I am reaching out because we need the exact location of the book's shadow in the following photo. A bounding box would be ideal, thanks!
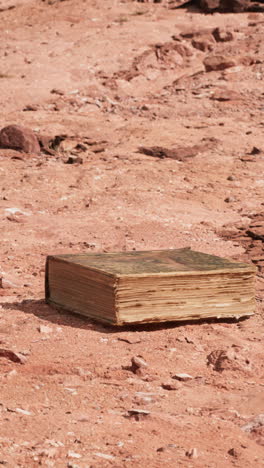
[2,299,249,334]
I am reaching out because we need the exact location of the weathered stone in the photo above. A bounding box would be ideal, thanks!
[0,125,40,154]
[131,355,148,370]
[210,88,240,101]
[198,0,250,12]
[241,414,264,433]
[186,448,198,459]
[212,28,234,43]
[204,55,236,72]
[173,373,193,381]
[162,381,182,390]
[0,348,27,364]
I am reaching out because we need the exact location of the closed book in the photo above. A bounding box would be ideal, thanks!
[45,248,256,325]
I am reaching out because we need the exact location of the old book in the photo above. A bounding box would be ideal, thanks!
[45,248,256,325]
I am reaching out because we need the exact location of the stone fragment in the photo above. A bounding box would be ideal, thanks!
[50,88,64,95]
[67,451,82,459]
[210,89,240,101]
[15,408,32,415]
[127,409,150,421]
[228,448,240,457]
[198,0,250,12]
[212,28,234,42]
[192,38,214,52]
[118,336,141,344]
[162,381,182,390]
[95,453,115,461]
[207,348,251,372]
[23,104,38,111]
[186,448,198,458]
[0,276,20,289]
[204,55,236,72]
[173,373,193,381]
[38,325,53,334]
[131,355,148,375]
[250,146,262,155]
[157,444,177,452]
[241,414,264,433]
[65,156,83,165]
[4,207,30,217]
[0,125,40,154]
[225,196,236,203]
[0,348,27,364]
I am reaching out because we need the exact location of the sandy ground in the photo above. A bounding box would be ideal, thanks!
[0,0,263,466]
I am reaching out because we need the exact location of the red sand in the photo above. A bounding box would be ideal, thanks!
[0,1,263,466]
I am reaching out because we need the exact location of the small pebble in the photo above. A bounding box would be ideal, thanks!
[186,448,198,458]
[224,196,236,203]
[162,381,182,391]
[173,373,193,382]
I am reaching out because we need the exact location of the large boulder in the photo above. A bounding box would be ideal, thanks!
[0,125,40,154]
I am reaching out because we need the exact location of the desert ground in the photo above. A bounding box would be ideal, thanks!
[0,0,263,466]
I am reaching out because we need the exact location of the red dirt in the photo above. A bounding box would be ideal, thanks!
[0,1,263,466]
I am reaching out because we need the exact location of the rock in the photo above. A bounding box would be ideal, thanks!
[192,38,214,52]
[227,175,236,181]
[210,89,240,101]
[0,276,20,289]
[0,348,27,364]
[117,336,141,344]
[65,156,83,165]
[15,408,32,415]
[198,0,250,12]
[23,104,38,111]
[162,381,182,390]
[212,28,234,42]
[127,409,150,421]
[138,145,197,160]
[131,355,148,374]
[198,0,221,10]
[4,208,31,224]
[228,448,240,457]
[204,55,236,72]
[50,88,64,95]
[241,414,264,433]
[36,447,57,459]
[95,453,115,461]
[38,325,53,334]
[186,448,198,458]
[250,146,262,155]
[0,125,40,154]
[225,196,236,203]
[67,451,82,459]
[173,373,193,381]
[207,348,251,372]
[157,444,177,452]
[138,138,218,161]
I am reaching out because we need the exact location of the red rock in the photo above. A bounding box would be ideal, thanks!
[0,348,27,364]
[162,381,182,390]
[212,28,234,42]
[131,355,148,371]
[198,0,250,12]
[173,373,193,381]
[0,125,40,154]
[210,88,241,101]
[192,38,214,52]
[203,55,236,72]
[207,348,251,372]
[199,0,221,10]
